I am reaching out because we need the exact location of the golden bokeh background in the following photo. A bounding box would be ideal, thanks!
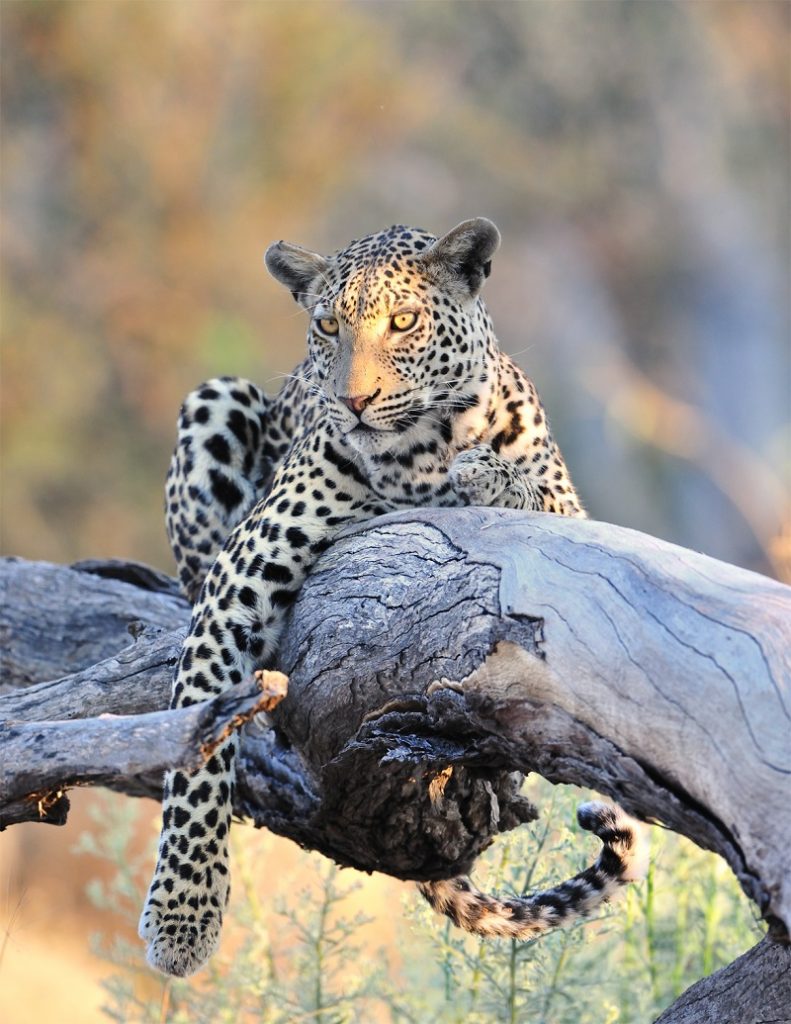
[1,2,788,1021]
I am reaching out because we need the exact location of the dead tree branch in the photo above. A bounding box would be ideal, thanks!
[1,509,789,1022]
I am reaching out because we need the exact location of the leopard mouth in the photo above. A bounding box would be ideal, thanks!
[348,420,392,436]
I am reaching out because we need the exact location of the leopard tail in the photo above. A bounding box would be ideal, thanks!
[418,802,647,940]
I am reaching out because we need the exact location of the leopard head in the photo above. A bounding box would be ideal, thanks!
[265,218,500,447]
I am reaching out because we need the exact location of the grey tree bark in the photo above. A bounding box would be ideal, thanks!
[2,509,789,1022]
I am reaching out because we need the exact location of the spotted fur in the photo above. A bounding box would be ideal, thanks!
[140,218,640,977]
[420,802,647,939]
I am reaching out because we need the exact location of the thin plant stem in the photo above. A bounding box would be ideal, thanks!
[538,931,571,1024]
[643,837,661,1009]
[313,874,333,1024]
[702,860,723,977]
[671,872,690,998]
[508,937,518,1024]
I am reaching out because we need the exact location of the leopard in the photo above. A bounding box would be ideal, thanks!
[139,218,646,977]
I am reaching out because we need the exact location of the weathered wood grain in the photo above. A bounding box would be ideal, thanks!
[2,508,789,1021]
[0,557,189,691]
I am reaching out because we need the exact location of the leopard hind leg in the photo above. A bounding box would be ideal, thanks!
[166,376,279,602]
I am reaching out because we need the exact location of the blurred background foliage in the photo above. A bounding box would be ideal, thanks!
[2,0,788,576]
[0,1,788,1021]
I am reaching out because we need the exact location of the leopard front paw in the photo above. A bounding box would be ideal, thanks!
[139,851,230,976]
[143,906,223,977]
[448,445,507,507]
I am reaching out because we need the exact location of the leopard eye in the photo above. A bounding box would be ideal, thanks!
[391,311,418,333]
[316,316,339,337]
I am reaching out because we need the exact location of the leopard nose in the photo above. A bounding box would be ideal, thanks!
[338,390,380,416]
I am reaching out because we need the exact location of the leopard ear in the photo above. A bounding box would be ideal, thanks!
[422,217,501,300]
[265,240,330,309]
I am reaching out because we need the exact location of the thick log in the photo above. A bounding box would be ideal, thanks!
[1,508,789,1021]
[0,557,188,691]
[653,934,791,1024]
[275,508,791,929]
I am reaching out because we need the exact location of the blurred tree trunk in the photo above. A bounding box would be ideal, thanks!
[2,509,789,1022]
